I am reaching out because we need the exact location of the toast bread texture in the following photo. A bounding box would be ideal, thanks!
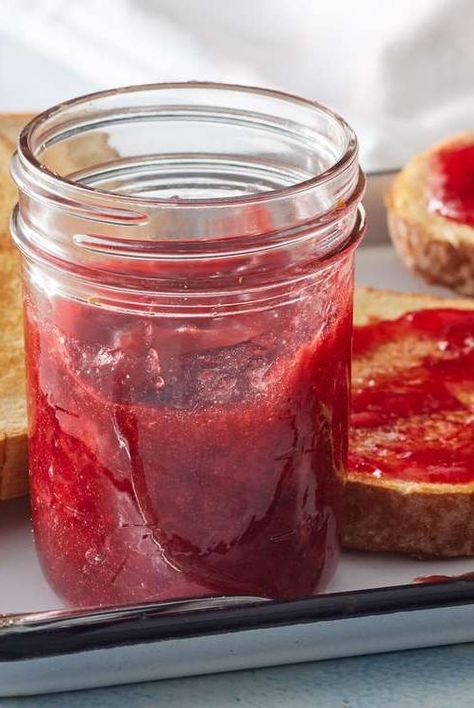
[345,287,474,557]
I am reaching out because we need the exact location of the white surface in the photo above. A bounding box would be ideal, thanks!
[355,245,453,296]
[1,0,474,170]
[0,498,59,614]
[3,494,474,615]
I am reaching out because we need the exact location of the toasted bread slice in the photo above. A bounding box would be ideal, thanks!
[387,133,474,297]
[0,115,33,500]
[0,113,119,500]
[345,287,474,558]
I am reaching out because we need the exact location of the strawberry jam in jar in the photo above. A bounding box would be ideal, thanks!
[11,84,365,607]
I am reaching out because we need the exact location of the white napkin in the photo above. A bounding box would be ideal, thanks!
[2,0,473,171]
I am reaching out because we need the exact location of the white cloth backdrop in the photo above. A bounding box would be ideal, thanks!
[1,0,473,170]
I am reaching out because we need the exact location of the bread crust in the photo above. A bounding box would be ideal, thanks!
[0,115,33,500]
[387,133,474,297]
[344,475,474,558]
[0,432,28,500]
[387,199,474,296]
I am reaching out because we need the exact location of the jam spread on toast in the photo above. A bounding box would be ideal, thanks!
[349,308,474,484]
[428,143,474,225]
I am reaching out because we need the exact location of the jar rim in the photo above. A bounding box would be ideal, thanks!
[16,81,358,209]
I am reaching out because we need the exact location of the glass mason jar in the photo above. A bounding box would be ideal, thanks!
[11,83,365,607]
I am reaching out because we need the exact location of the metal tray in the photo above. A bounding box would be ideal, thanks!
[2,172,474,697]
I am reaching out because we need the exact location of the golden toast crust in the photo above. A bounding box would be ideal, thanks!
[0,115,33,500]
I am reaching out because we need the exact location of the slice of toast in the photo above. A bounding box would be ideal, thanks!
[387,133,474,296]
[0,114,119,500]
[345,287,474,558]
[0,115,33,500]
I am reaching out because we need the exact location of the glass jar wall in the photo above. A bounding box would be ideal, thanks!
[11,83,365,607]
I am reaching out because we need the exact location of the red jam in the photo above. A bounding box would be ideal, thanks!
[26,287,351,607]
[349,309,474,484]
[428,143,474,225]
[415,572,474,584]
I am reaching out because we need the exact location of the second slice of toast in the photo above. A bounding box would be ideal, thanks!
[345,288,474,558]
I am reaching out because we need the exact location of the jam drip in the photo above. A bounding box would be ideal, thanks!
[349,308,474,484]
[428,143,474,226]
[415,572,474,584]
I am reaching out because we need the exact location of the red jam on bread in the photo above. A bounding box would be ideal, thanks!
[428,144,474,226]
[415,571,474,584]
[349,309,474,484]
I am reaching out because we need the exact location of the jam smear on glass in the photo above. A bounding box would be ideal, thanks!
[428,143,474,225]
[349,308,474,485]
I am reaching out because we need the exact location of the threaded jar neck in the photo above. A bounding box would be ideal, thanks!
[11,82,365,303]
